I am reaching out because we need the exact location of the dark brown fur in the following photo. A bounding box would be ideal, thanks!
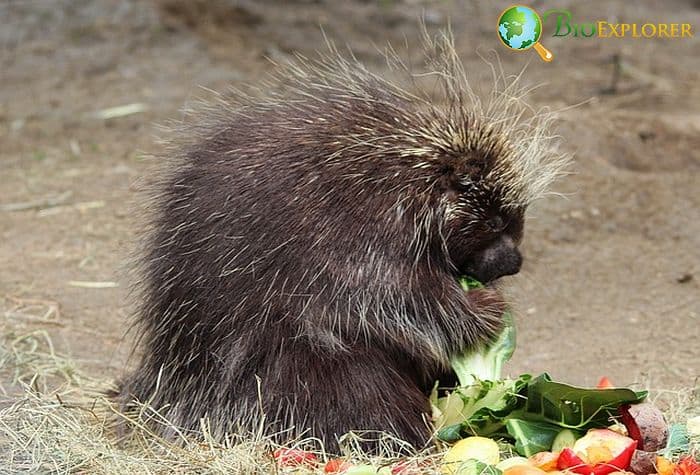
[118,35,565,453]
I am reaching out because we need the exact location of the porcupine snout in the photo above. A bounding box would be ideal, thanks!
[464,235,523,284]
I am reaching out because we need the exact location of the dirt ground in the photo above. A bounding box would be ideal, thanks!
[1,0,698,400]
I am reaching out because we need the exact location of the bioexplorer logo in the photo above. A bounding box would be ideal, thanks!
[498,6,553,61]
[497,5,695,62]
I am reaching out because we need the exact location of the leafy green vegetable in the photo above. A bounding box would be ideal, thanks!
[436,373,647,454]
[451,277,516,387]
[521,373,647,429]
[505,419,561,457]
[436,376,530,441]
[459,276,485,290]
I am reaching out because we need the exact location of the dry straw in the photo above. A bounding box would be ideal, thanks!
[0,332,444,473]
[1,329,698,474]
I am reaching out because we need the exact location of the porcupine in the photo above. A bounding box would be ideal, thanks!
[118,32,567,453]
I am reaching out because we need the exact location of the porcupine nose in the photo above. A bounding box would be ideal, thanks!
[466,236,522,283]
[499,247,522,277]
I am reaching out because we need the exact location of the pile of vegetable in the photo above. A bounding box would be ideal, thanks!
[433,278,698,475]
[273,278,699,474]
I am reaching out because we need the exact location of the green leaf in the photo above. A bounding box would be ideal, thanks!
[451,276,516,387]
[436,376,531,441]
[458,378,525,416]
[505,419,562,457]
[521,373,647,429]
[458,277,485,290]
[437,391,467,427]
[438,423,465,443]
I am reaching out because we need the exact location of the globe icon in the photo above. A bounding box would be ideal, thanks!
[498,5,542,50]
[497,5,553,61]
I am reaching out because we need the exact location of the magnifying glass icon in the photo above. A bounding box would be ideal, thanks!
[498,5,553,62]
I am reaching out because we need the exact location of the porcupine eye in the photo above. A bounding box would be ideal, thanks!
[486,215,506,233]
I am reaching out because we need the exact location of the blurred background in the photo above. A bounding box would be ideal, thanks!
[1,0,698,393]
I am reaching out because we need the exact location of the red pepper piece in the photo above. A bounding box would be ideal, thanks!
[619,404,643,447]
[324,458,353,473]
[558,445,635,475]
[596,377,614,389]
[673,456,700,475]
[273,447,318,467]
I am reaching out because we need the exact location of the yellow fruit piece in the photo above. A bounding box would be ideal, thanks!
[441,437,500,475]
[655,456,676,475]
[586,446,614,464]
